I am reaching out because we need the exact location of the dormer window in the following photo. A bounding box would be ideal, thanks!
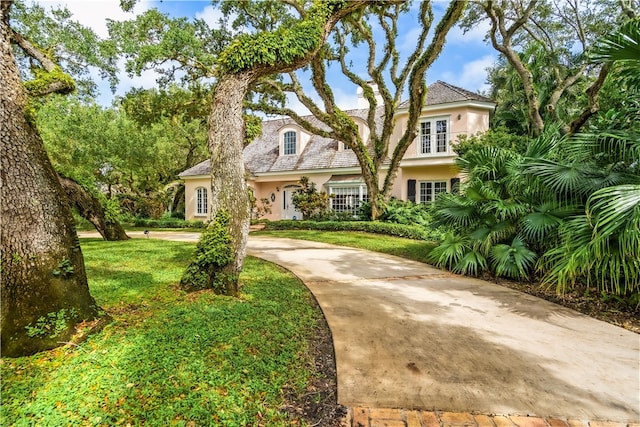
[283,131,297,155]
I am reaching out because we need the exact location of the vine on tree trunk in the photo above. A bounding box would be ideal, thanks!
[180,210,236,295]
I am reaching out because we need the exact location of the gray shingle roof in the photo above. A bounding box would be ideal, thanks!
[179,82,493,178]
[398,80,493,109]
[181,108,381,177]
[178,160,212,177]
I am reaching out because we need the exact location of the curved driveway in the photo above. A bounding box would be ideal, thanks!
[246,236,639,422]
[80,231,639,421]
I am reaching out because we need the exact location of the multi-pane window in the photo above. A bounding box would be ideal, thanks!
[283,131,297,155]
[196,187,208,215]
[330,186,368,216]
[436,120,447,152]
[420,121,431,154]
[418,181,447,203]
[419,117,449,155]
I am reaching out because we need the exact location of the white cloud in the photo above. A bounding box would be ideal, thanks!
[194,4,224,27]
[333,86,361,111]
[447,20,491,46]
[31,0,152,38]
[399,27,425,53]
[440,54,496,93]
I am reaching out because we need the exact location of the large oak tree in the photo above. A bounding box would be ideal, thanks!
[180,0,373,295]
[1,1,102,357]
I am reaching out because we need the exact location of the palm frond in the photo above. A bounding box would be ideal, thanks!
[521,209,563,244]
[485,197,529,222]
[568,131,640,165]
[489,236,537,280]
[453,250,488,277]
[470,220,516,256]
[520,159,597,199]
[587,184,640,256]
[431,193,479,229]
[523,124,566,159]
[456,146,519,181]
[592,19,640,63]
[427,233,469,270]
[592,19,640,88]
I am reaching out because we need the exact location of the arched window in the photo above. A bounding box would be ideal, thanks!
[196,187,208,215]
[283,131,297,155]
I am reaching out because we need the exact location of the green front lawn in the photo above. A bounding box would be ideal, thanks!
[255,229,437,264]
[1,238,324,426]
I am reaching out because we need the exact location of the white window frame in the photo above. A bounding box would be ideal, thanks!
[195,187,208,215]
[418,116,450,156]
[328,184,368,216]
[282,130,297,155]
[418,181,447,203]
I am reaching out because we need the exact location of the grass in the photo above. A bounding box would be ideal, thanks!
[255,229,438,264]
[1,238,323,426]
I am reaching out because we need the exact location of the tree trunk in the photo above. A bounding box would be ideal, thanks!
[208,73,252,295]
[58,174,130,241]
[180,73,252,296]
[0,2,100,357]
[180,1,370,295]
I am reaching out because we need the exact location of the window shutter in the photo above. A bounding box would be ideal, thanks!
[450,178,460,194]
[407,179,416,202]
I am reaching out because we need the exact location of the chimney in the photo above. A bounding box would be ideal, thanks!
[357,81,383,109]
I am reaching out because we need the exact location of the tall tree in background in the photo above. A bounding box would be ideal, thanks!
[247,1,467,219]
[462,0,634,136]
[428,17,640,299]
[1,1,103,357]
[10,0,130,241]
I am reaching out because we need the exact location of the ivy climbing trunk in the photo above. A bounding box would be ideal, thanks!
[0,2,100,357]
[209,72,252,295]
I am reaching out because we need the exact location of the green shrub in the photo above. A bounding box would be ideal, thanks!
[180,211,234,293]
[379,199,434,228]
[263,220,443,241]
[131,218,205,229]
[291,176,330,220]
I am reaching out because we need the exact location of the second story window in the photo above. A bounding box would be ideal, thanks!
[420,121,431,154]
[436,119,447,152]
[419,117,450,155]
[283,131,297,155]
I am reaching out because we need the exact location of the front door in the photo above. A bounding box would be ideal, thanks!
[282,186,303,220]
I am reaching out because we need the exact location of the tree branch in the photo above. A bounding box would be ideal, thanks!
[384,0,467,195]
[11,28,76,96]
[568,64,609,135]
[282,0,305,18]
[11,28,56,71]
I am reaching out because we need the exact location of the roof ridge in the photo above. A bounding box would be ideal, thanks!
[432,80,475,100]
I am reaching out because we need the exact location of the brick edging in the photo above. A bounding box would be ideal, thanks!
[342,407,639,427]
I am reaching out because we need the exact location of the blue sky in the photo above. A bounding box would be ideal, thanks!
[34,0,497,110]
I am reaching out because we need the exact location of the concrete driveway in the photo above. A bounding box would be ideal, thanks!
[79,231,639,420]
[246,236,640,422]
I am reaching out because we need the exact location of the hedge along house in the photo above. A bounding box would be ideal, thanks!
[179,81,495,221]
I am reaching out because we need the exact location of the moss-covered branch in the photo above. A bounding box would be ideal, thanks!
[11,28,75,97]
